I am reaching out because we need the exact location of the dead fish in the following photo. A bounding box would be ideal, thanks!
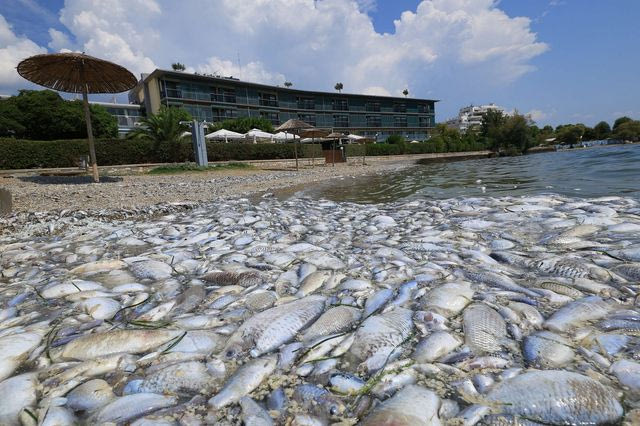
[486,370,623,425]
[208,355,277,409]
[544,296,615,332]
[350,307,413,372]
[61,329,183,360]
[223,295,326,359]
[361,384,442,426]
[463,304,508,354]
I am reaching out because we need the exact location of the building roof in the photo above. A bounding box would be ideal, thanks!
[137,69,439,103]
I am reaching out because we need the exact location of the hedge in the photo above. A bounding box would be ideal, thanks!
[0,138,324,170]
[346,140,489,157]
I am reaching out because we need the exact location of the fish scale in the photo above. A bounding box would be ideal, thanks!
[350,308,413,372]
[486,370,623,425]
[222,295,326,358]
[463,303,508,354]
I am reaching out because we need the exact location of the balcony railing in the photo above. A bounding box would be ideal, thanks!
[259,99,279,107]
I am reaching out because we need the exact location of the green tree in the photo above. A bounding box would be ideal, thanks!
[209,117,274,134]
[582,126,597,141]
[556,125,584,147]
[171,62,186,71]
[480,109,507,152]
[0,90,116,140]
[334,82,343,93]
[284,81,292,88]
[613,120,640,141]
[593,121,611,139]
[613,116,632,132]
[402,89,409,97]
[127,106,192,159]
[500,113,534,154]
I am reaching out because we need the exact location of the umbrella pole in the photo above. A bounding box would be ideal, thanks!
[363,142,366,165]
[82,89,99,183]
[332,140,335,167]
[294,139,299,171]
[312,137,315,168]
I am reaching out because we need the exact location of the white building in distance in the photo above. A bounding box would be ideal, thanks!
[445,103,506,133]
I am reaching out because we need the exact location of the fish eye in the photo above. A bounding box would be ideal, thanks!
[225,349,235,358]
[330,406,338,416]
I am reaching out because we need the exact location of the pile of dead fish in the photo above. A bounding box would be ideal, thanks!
[1,194,640,425]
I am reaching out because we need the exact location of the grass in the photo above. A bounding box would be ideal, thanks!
[147,162,255,175]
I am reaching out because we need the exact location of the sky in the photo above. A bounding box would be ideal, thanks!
[0,0,638,127]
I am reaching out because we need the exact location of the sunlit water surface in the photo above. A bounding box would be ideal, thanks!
[302,144,640,203]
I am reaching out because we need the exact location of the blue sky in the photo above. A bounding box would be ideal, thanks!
[1,0,638,127]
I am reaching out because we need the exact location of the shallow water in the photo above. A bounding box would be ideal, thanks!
[304,144,640,203]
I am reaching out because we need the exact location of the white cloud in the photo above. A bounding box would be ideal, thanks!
[48,28,72,51]
[0,0,548,108]
[0,14,47,89]
[526,109,549,122]
[196,57,285,86]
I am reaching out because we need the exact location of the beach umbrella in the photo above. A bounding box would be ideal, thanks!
[205,128,244,143]
[245,128,275,144]
[300,128,330,168]
[325,131,345,167]
[17,52,137,182]
[273,131,298,142]
[275,119,315,171]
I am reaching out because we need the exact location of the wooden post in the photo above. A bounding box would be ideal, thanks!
[332,140,335,167]
[82,89,99,183]
[294,138,299,171]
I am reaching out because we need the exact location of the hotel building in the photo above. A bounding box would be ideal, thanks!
[128,69,437,141]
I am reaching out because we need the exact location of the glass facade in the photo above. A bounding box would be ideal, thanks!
[137,70,437,141]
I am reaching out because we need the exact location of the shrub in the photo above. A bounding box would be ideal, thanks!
[0,138,323,169]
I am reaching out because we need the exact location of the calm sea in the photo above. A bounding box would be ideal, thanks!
[303,144,640,203]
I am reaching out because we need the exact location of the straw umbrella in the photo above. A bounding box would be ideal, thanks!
[274,119,315,171]
[300,128,330,167]
[17,53,137,182]
[325,131,344,167]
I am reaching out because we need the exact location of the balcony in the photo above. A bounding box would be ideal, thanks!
[259,98,279,107]
[211,94,236,103]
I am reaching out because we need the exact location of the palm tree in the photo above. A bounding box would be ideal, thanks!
[128,106,191,160]
[334,82,343,93]
[284,81,293,88]
[171,62,186,71]
[403,89,409,97]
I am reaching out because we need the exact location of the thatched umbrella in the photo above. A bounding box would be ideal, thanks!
[274,119,315,171]
[300,128,330,168]
[17,53,137,182]
[325,131,344,167]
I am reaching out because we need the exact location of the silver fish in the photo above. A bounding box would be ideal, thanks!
[463,303,508,354]
[223,295,326,358]
[361,384,442,426]
[208,355,277,409]
[486,370,623,425]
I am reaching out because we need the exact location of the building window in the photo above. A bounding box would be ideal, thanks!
[395,116,407,127]
[334,114,349,127]
[332,99,348,111]
[393,102,407,113]
[297,97,315,110]
[210,87,236,103]
[298,114,316,126]
[259,93,278,107]
[365,101,380,112]
[212,108,236,121]
[260,111,280,125]
[366,115,381,127]
[418,104,429,113]
[419,116,430,127]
